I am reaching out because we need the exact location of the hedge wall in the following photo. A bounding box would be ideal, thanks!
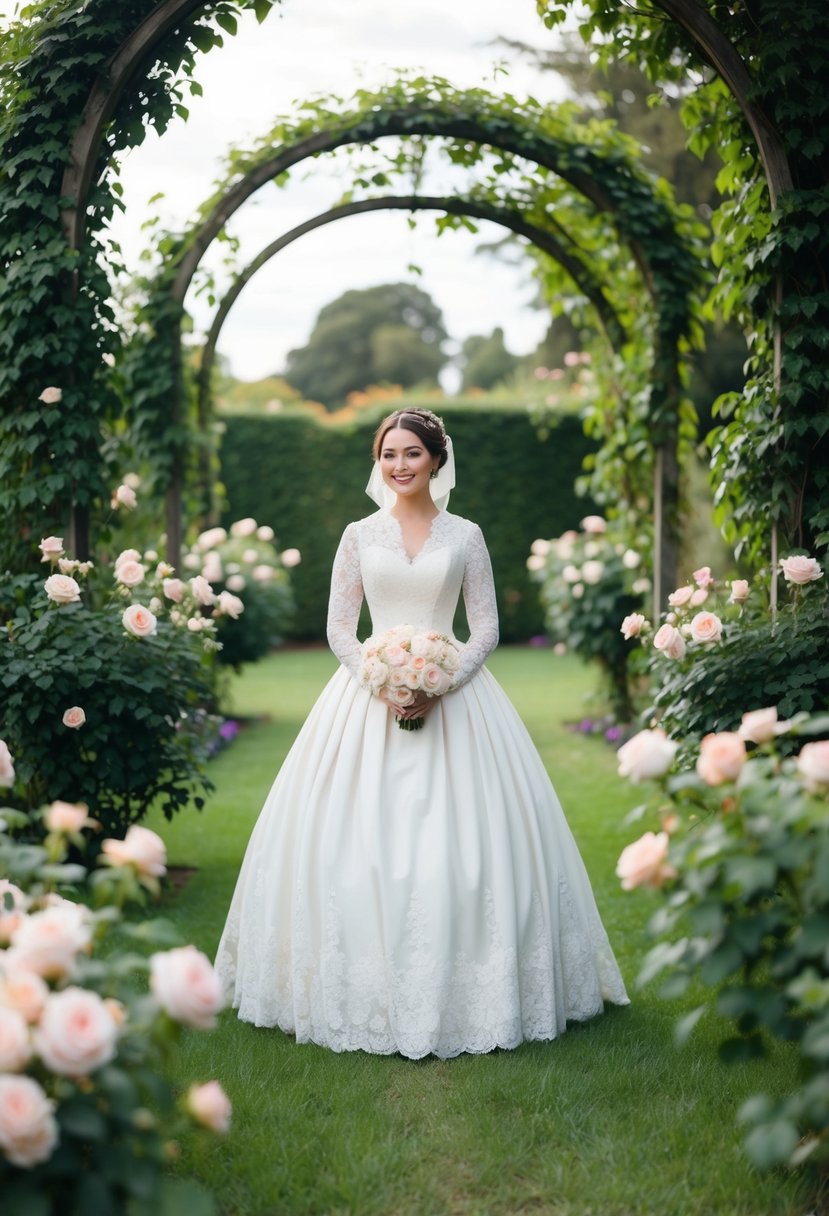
[219,404,595,643]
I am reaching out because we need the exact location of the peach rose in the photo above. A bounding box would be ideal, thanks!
[667,585,693,608]
[620,613,647,640]
[797,740,829,793]
[689,611,722,644]
[779,555,823,585]
[34,987,119,1077]
[729,579,750,603]
[0,1006,31,1071]
[162,577,185,603]
[280,547,301,568]
[38,386,62,404]
[38,536,64,564]
[114,559,145,588]
[738,706,790,745]
[230,517,258,538]
[101,825,167,878]
[653,623,686,660]
[186,1080,232,1133]
[422,665,451,695]
[61,706,86,730]
[9,902,91,979]
[0,1074,59,1167]
[111,483,137,510]
[43,573,81,604]
[122,603,157,638]
[693,566,715,588]
[0,966,48,1023]
[616,728,678,783]
[189,575,215,606]
[616,831,676,890]
[387,686,416,707]
[696,732,746,785]
[0,740,14,789]
[44,801,90,833]
[149,945,224,1029]
[215,591,244,619]
[580,515,606,533]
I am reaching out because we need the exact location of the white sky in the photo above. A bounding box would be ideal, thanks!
[5,0,576,383]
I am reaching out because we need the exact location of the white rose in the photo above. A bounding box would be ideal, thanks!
[101,825,167,878]
[43,574,81,605]
[0,1074,59,1167]
[149,946,224,1029]
[530,538,551,557]
[0,740,14,789]
[617,728,678,783]
[581,560,604,585]
[779,554,823,585]
[61,706,86,730]
[111,483,137,510]
[225,574,246,592]
[562,564,580,584]
[122,603,157,638]
[230,517,258,538]
[526,554,546,572]
[196,527,227,551]
[189,575,215,606]
[216,591,245,619]
[252,565,273,582]
[57,558,79,574]
[38,536,64,564]
[729,579,750,603]
[35,987,119,1077]
[622,549,640,569]
[580,515,606,533]
[186,1081,232,1133]
[280,548,301,568]
[115,548,141,570]
[256,525,274,542]
[38,386,62,404]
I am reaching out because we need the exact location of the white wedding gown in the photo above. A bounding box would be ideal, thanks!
[215,509,628,1057]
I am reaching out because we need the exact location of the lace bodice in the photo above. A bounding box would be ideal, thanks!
[326,509,499,690]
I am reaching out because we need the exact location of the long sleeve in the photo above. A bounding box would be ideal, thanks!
[452,523,499,690]
[326,522,364,680]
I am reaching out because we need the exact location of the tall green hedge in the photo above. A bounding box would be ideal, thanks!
[219,404,595,643]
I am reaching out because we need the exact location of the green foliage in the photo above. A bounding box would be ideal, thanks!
[284,283,448,409]
[218,403,595,643]
[618,715,829,1172]
[459,327,520,391]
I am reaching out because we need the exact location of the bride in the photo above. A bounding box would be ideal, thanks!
[214,408,628,1057]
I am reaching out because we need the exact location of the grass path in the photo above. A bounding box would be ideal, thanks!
[148,648,812,1216]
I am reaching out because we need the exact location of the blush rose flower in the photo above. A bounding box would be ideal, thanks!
[693,566,715,588]
[189,575,215,606]
[34,987,119,1077]
[149,945,224,1029]
[617,728,678,783]
[111,483,137,510]
[252,564,273,582]
[667,585,693,608]
[101,824,167,878]
[622,548,640,569]
[9,901,91,979]
[44,801,91,833]
[122,603,157,638]
[215,590,245,619]
[620,613,647,640]
[230,517,258,538]
[115,548,141,570]
[0,966,49,1023]
[280,547,301,568]
[114,559,145,588]
[186,1080,232,1133]
[653,623,686,660]
[61,706,86,730]
[689,611,722,644]
[526,554,545,573]
[530,538,551,557]
[0,1074,59,1168]
[738,706,790,745]
[797,740,829,793]
[0,1006,32,1071]
[38,536,64,564]
[225,573,246,592]
[256,524,274,542]
[197,526,228,550]
[422,664,451,695]
[38,386,62,404]
[162,576,185,603]
[581,560,604,585]
[43,573,81,605]
[779,554,823,585]
[696,732,746,785]
[729,579,750,603]
[0,740,14,789]
[616,831,676,890]
[580,515,607,534]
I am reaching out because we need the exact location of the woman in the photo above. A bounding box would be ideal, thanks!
[214,408,628,1057]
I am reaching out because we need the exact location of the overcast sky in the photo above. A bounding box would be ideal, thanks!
[4,0,575,383]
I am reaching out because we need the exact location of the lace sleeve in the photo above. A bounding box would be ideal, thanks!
[326,522,364,680]
[452,523,499,690]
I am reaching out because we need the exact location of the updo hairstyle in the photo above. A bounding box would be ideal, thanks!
[372,408,448,469]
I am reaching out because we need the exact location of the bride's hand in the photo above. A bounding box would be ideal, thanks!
[379,690,438,721]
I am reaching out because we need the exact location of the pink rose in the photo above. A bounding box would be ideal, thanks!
[122,603,157,638]
[43,573,81,605]
[189,575,215,606]
[384,645,409,668]
[9,902,91,978]
[230,517,258,538]
[690,588,709,607]
[696,732,746,785]
[111,483,137,510]
[797,740,829,793]
[616,831,676,890]
[186,1080,232,1133]
[280,547,301,568]
[115,548,141,570]
[667,585,693,608]
[0,1074,59,1167]
[44,801,90,833]
[579,514,607,534]
[163,577,185,603]
[693,566,714,588]
[729,579,750,603]
[215,591,244,619]
[0,1006,31,1071]
[61,706,86,730]
[738,706,789,745]
[616,728,678,783]
[0,966,48,1023]
[653,623,686,660]
[779,554,823,585]
[114,559,145,588]
[689,611,722,644]
[0,740,14,789]
[620,613,647,640]
[34,987,119,1077]
[38,386,62,404]
[422,664,451,695]
[38,536,64,564]
[196,527,227,550]
[149,945,224,1029]
[101,825,167,878]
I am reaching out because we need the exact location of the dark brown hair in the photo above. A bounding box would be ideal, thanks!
[372,409,448,468]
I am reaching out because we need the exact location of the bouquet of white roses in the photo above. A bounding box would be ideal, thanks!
[359,625,459,731]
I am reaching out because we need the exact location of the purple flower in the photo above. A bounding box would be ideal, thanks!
[219,719,239,742]
[605,726,623,743]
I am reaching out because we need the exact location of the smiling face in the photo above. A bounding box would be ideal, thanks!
[379,426,439,502]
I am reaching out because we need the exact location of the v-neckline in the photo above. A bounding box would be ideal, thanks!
[388,510,442,563]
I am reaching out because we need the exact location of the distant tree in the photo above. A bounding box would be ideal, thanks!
[459,327,520,391]
[283,283,448,409]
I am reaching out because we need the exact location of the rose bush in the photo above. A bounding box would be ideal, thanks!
[615,710,829,1172]
[0,793,230,1214]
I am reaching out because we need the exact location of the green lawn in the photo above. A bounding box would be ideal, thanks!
[148,647,812,1216]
